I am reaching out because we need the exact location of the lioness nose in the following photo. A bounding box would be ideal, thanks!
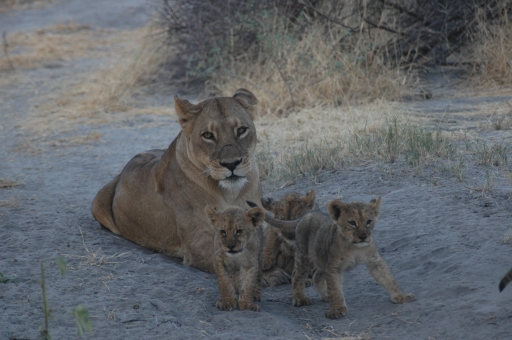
[220,159,242,171]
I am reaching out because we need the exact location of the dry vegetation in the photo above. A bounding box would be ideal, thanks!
[2,0,512,182]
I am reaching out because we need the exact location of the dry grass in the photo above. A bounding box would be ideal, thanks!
[64,227,131,268]
[209,20,413,116]
[0,178,24,188]
[8,24,175,137]
[0,22,110,71]
[0,0,51,12]
[469,12,512,86]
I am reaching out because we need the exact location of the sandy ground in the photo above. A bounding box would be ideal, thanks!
[1,1,512,339]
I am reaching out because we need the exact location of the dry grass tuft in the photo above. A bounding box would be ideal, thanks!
[0,178,24,188]
[469,12,512,86]
[64,227,131,268]
[0,22,110,71]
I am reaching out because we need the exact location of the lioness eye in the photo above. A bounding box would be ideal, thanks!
[348,221,357,227]
[202,132,215,140]
[220,230,226,236]
[366,220,372,225]
[236,229,243,235]
[237,127,247,137]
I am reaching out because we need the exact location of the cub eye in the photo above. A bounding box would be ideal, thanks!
[366,220,373,225]
[348,221,357,227]
[237,127,248,137]
[220,230,226,236]
[236,229,243,235]
[202,132,215,141]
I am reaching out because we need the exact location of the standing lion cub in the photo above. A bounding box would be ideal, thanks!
[205,205,264,312]
[266,197,415,319]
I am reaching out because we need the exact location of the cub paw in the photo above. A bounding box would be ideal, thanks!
[392,293,415,304]
[293,296,313,307]
[216,299,237,311]
[325,306,348,319]
[262,267,291,287]
[239,301,260,312]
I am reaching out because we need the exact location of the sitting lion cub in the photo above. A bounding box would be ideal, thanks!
[266,197,415,319]
[205,205,265,312]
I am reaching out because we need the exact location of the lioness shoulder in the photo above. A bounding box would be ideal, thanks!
[205,205,265,312]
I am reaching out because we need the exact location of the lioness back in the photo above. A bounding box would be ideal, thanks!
[205,205,264,312]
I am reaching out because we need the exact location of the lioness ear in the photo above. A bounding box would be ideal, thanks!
[328,200,347,221]
[245,207,265,228]
[304,189,316,209]
[174,96,201,135]
[369,196,382,216]
[204,205,219,227]
[233,88,258,120]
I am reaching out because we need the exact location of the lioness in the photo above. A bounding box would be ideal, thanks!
[205,205,264,311]
[266,197,415,319]
[91,89,270,274]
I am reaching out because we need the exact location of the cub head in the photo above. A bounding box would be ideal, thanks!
[261,189,316,220]
[205,205,265,255]
[327,197,382,247]
[175,89,258,191]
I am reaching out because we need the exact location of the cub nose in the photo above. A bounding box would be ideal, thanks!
[220,159,242,172]
[359,233,367,241]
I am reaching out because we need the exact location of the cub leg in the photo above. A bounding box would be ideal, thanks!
[325,269,348,319]
[312,269,329,302]
[366,256,415,304]
[238,266,260,312]
[292,253,312,307]
[214,262,237,311]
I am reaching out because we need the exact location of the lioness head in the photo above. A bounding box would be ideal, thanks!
[261,189,316,220]
[175,89,258,190]
[328,197,382,247]
[205,205,265,255]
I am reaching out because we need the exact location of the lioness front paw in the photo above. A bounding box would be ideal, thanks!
[216,299,237,311]
[325,306,348,319]
[391,293,415,304]
[293,296,313,307]
[239,301,260,312]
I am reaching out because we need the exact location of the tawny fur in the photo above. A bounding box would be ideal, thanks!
[205,205,264,312]
[91,89,279,275]
[499,267,512,292]
[267,197,415,319]
[260,190,316,285]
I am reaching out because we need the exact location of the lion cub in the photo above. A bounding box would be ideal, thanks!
[205,205,265,312]
[260,190,317,280]
[267,197,415,319]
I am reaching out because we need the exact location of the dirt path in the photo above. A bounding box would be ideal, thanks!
[1,1,512,339]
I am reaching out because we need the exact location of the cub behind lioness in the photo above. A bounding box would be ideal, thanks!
[205,205,264,312]
[266,197,415,319]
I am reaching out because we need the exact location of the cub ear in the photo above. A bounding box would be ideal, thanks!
[304,189,316,209]
[328,200,347,221]
[204,205,219,227]
[246,201,259,208]
[233,88,258,120]
[369,196,382,216]
[244,207,265,228]
[174,96,202,135]
[260,196,274,212]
